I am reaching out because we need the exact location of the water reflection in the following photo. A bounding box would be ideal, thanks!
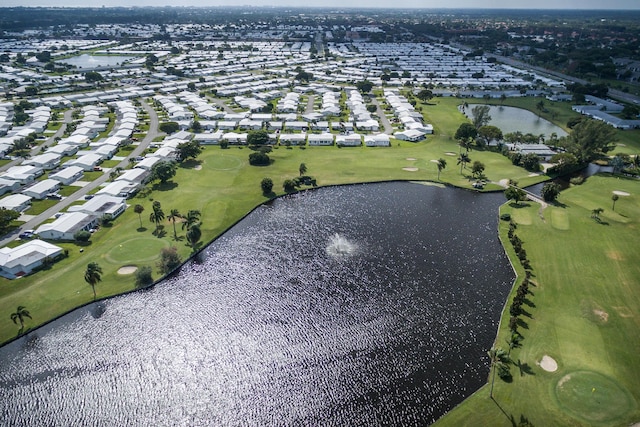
[0,182,514,426]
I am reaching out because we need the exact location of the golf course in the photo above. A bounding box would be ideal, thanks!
[1,96,639,426]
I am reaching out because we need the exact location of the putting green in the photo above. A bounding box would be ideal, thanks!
[105,237,170,264]
[550,209,570,230]
[207,155,243,170]
[554,371,634,424]
[511,208,532,225]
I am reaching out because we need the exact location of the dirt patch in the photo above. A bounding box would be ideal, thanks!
[558,373,571,387]
[607,250,625,261]
[612,190,630,196]
[402,167,419,172]
[540,355,558,372]
[117,265,138,275]
[593,309,609,323]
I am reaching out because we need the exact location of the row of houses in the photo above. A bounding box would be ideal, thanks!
[191,130,390,146]
[571,95,640,130]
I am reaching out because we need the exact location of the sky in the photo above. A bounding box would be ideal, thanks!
[1,0,640,9]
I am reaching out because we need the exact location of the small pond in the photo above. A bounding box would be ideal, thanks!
[465,104,568,137]
[57,54,138,69]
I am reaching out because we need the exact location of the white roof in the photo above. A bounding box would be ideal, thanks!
[36,212,93,234]
[0,239,62,270]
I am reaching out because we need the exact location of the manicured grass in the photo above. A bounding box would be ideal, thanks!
[436,174,640,426]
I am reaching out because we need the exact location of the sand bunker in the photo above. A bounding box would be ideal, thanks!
[540,355,558,372]
[612,190,630,196]
[406,157,417,161]
[117,265,138,275]
[403,167,419,172]
[593,309,609,323]
[445,152,457,156]
[194,165,203,170]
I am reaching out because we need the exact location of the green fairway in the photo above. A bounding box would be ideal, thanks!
[436,174,640,426]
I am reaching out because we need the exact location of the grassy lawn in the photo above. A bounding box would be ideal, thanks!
[436,174,640,426]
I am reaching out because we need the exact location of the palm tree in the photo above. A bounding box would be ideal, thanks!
[536,100,545,116]
[149,201,165,234]
[10,306,32,333]
[499,93,507,105]
[182,209,201,231]
[612,194,619,211]
[84,262,103,301]
[168,209,182,239]
[186,223,202,251]
[488,346,511,399]
[299,163,307,176]
[134,204,144,229]
[436,158,447,180]
[457,152,471,174]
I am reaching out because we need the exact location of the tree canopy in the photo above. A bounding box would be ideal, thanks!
[562,118,617,163]
[151,160,177,184]
[454,122,477,141]
[356,80,374,93]
[247,129,270,146]
[176,140,203,162]
[471,105,492,129]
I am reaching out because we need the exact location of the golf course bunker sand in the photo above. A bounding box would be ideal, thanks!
[117,265,138,275]
[613,190,630,196]
[539,355,558,372]
[593,309,609,323]
[406,157,417,161]
[445,152,457,156]
[402,167,419,172]
[194,164,202,170]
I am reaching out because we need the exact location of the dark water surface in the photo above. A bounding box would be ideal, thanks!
[0,182,514,426]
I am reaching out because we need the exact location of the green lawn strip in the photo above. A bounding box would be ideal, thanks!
[436,174,640,426]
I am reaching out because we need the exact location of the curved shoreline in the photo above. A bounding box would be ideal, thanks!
[0,178,514,349]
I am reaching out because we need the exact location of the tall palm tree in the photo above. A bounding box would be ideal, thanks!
[488,346,511,399]
[186,223,202,251]
[84,262,103,301]
[149,201,165,235]
[437,158,447,180]
[134,204,144,229]
[168,209,182,239]
[612,194,619,211]
[457,152,471,174]
[182,210,201,231]
[10,306,32,333]
[299,163,307,176]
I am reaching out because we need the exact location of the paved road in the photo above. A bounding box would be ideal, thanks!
[2,100,162,247]
[370,96,394,135]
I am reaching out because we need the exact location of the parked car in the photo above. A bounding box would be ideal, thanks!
[47,193,62,200]
[19,230,35,239]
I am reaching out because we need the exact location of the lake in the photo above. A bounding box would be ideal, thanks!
[465,105,568,137]
[0,182,515,426]
[57,54,138,69]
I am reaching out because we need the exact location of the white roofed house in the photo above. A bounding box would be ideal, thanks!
[23,152,61,170]
[135,156,162,171]
[0,178,20,196]
[36,212,98,241]
[355,120,380,132]
[22,179,61,200]
[279,133,307,146]
[335,133,362,147]
[307,133,335,146]
[149,146,177,160]
[94,144,119,160]
[193,131,224,145]
[46,144,79,157]
[115,168,150,185]
[0,194,32,212]
[69,194,127,219]
[0,239,63,279]
[3,165,44,185]
[393,129,426,142]
[64,153,103,171]
[97,180,140,199]
[364,134,391,147]
[49,166,84,185]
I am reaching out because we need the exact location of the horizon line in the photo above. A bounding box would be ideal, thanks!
[1,5,640,11]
